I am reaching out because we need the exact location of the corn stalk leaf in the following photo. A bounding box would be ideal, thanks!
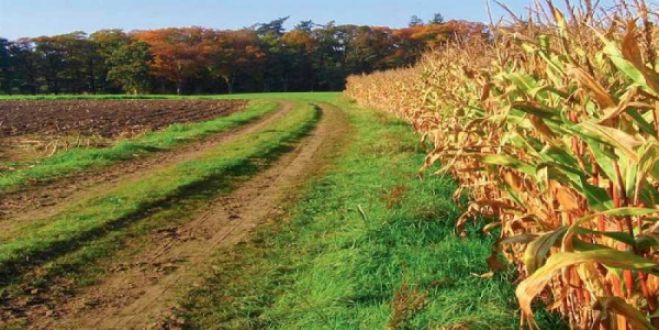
[593,297,654,330]
[516,249,659,318]
[578,121,643,161]
[583,135,618,181]
[600,31,659,97]
[482,155,536,175]
[579,177,614,211]
[627,108,657,136]
[524,227,568,274]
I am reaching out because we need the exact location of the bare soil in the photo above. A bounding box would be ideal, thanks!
[0,100,247,138]
[0,103,349,329]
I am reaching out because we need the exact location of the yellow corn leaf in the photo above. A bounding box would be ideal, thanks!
[578,121,643,161]
[621,21,659,96]
[523,227,568,274]
[567,65,616,109]
[516,249,658,319]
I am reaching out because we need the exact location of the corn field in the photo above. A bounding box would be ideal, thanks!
[345,1,659,329]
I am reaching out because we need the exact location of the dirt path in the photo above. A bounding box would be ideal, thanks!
[25,103,349,329]
[0,102,292,235]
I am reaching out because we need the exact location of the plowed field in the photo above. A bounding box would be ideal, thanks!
[0,99,247,138]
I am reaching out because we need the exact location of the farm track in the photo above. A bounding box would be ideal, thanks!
[4,102,350,329]
[0,102,291,233]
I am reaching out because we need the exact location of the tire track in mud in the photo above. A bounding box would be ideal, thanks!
[0,102,293,236]
[16,103,350,329]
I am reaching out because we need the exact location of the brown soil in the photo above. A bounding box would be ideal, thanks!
[0,99,247,138]
[0,102,291,237]
[5,103,349,329]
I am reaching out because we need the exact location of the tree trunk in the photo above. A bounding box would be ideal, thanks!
[222,75,234,94]
[88,58,96,93]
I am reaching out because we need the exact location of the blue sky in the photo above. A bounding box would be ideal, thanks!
[0,0,624,40]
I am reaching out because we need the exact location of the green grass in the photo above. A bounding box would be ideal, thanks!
[0,99,278,193]
[179,96,526,329]
[0,101,318,283]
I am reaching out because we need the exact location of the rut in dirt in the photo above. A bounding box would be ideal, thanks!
[0,101,291,228]
[4,103,350,330]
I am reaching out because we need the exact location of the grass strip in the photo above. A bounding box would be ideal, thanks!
[180,96,564,329]
[0,100,278,193]
[0,101,318,283]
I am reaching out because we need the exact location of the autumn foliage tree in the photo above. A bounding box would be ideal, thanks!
[133,28,207,94]
[203,29,265,93]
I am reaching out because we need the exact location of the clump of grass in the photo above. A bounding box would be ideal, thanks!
[388,282,428,329]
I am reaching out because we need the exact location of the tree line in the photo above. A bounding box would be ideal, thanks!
[0,17,486,95]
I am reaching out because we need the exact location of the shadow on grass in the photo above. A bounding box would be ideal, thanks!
[0,105,322,288]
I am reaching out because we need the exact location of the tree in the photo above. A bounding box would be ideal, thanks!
[295,20,315,33]
[90,29,131,92]
[430,13,445,24]
[134,28,207,94]
[409,15,424,27]
[203,29,265,93]
[309,22,348,90]
[282,29,315,90]
[32,35,66,93]
[0,38,12,94]
[32,32,100,93]
[106,41,152,94]
[256,17,299,91]
[256,17,289,37]
[8,39,38,94]
[345,26,398,73]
